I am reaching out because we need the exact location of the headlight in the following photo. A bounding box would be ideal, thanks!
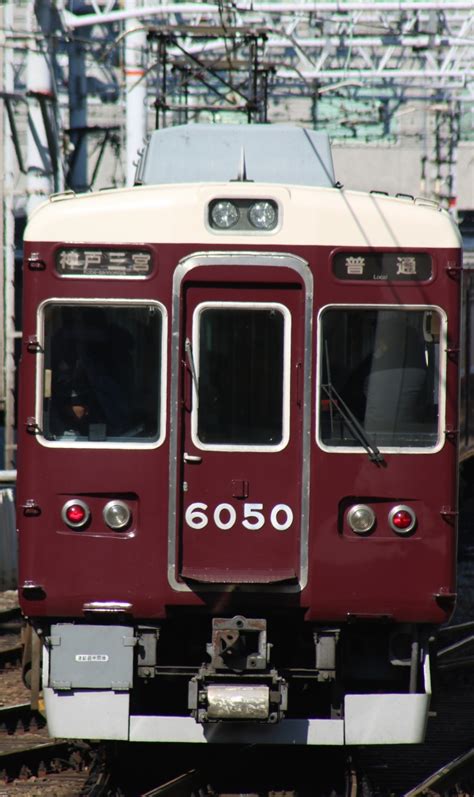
[208,198,278,232]
[347,504,376,534]
[248,200,278,230]
[103,500,131,530]
[210,200,239,229]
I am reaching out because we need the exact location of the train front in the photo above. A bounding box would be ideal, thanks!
[16,125,462,746]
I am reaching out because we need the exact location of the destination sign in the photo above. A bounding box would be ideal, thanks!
[56,248,153,277]
[333,251,432,282]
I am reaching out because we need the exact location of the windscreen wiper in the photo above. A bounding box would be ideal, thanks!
[321,382,385,465]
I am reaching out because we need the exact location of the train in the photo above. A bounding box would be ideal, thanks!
[16,123,463,747]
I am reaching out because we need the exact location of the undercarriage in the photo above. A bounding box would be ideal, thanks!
[28,612,434,745]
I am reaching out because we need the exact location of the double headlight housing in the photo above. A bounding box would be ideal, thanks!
[209,198,278,232]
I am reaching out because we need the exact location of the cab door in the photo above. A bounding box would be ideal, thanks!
[172,255,311,587]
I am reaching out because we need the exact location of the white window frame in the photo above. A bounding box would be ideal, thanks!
[35,297,167,450]
[316,303,447,455]
[191,300,292,453]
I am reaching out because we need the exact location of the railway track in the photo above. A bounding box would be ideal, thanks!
[0,605,93,792]
[0,702,93,793]
[0,606,23,671]
[0,607,21,624]
[140,771,210,797]
[100,743,352,797]
[0,640,23,669]
[0,600,473,795]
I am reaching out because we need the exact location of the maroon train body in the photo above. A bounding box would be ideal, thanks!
[16,124,462,746]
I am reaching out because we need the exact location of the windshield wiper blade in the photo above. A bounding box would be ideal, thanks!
[321,383,385,465]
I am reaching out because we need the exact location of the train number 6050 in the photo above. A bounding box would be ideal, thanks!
[185,502,294,531]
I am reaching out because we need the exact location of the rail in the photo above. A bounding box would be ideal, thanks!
[0,470,16,483]
[0,485,18,590]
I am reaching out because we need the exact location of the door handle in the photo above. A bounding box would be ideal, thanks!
[183,452,202,463]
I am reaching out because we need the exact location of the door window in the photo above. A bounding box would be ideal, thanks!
[192,303,291,449]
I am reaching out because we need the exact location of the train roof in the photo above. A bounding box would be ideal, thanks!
[134,124,336,188]
[25,180,462,250]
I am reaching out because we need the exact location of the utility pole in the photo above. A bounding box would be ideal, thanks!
[432,100,460,219]
[2,2,16,470]
[26,0,56,215]
[68,27,88,190]
[125,0,148,186]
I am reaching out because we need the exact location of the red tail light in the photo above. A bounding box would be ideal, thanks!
[62,499,90,529]
[389,505,416,534]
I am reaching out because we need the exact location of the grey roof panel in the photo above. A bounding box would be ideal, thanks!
[137,124,335,187]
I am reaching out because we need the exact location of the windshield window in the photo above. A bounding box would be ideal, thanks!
[41,303,163,444]
[196,305,286,447]
[319,308,442,449]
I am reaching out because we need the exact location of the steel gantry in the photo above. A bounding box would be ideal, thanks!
[3,1,474,190]
[59,1,474,94]
[24,0,474,180]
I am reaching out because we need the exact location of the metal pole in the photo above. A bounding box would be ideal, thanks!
[125,0,148,186]
[448,100,460,222]
[68,31,88,190]
[0,470,17,484]
[2,3,17,471]
[27,0,55,216]
[60,1,474,30]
